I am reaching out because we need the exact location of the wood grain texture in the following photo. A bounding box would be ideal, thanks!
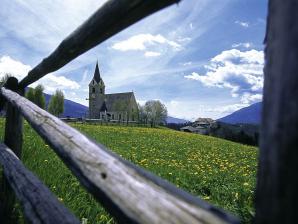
[0,87,239,224]
[4,77,23,157]
[255,0,298,223]
[0,77,23,223]
[19,0,180,88]
[0,143,80,224]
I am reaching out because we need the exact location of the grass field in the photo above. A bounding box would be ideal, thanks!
[0,120,258,223]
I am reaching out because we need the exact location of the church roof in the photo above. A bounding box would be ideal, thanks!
[93,61,101,83]
[104,92,135,111]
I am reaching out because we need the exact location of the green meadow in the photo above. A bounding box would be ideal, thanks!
[0,120,257,223]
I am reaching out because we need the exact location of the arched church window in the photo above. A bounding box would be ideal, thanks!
[92,87,95,93]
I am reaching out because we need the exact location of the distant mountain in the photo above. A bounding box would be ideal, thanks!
[166,116,189,124]
[44,93,88,118]
[218,102,262,124]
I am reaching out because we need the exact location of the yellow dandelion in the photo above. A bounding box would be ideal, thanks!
[140,159,147,163]
[235,192,239,199]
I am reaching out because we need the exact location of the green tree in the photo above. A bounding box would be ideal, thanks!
[34,85,46,109]
[25,84,46,109]
[25,88,35,102]
[144,100,167,127]
[138,103,147,125]
[48,89,64,117]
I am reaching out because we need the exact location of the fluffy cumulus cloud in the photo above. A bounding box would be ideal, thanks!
[185,49,264,104]
[35,73,80,92]
[111,33,181,56]
[0,56,80,92]
[0,56,31,81]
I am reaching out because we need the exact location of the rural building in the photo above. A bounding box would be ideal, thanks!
[89,62,138,121]
[180,118,215,135]
[180,126,206,134]
[193,118,214,127]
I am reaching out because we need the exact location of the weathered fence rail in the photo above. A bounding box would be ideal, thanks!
[0,143,80,224]
[0,0,297,223]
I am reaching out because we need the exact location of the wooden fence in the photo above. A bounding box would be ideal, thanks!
[0,0,297,223]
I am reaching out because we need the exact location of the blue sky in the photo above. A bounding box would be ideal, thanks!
[0,0,267,120]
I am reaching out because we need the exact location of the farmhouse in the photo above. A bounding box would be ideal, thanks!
[180,118,215,135]
[89,62,138,121]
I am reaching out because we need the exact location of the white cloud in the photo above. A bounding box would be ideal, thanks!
[205,103,249,115]
[235,20,249,28]
[111,34,181,52]
[71,97,88,106]
[232,42,252,48]
[181,61,192,66]
[177,37,191,43]
[164,100,204,121]
[137,100,146,106]
[34,73,80,92]
[0,55,80,93]
[185,49,264,104]
[240,93,262,104]
[80,70,89,85]
[0,55,31,81]
[144,51,161,57]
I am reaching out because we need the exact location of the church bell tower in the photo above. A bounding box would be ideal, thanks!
[89,62,105,118]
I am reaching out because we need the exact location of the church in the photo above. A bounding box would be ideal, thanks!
[89,62,138,121]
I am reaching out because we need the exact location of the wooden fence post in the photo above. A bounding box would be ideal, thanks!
[255,1,298,223]
[0,77,23,223]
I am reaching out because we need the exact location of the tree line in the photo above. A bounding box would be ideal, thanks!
[26,85,64,117]
[112,99,168,127]
[138,100,167,127]
[1,75,64,117]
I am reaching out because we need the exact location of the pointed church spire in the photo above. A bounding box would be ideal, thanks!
[93,61,101,83]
